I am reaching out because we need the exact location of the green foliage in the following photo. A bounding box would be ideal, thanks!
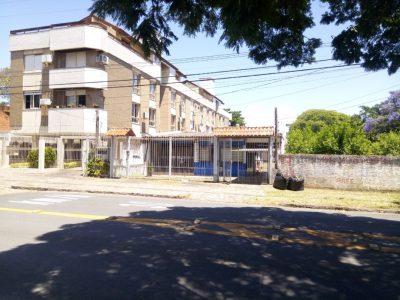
[64,161,80,169]
[9,162,30,168]
[91,0,400,73]
[286,110,371,155]
[85,157,109,177]
[371,132,400,156]
[226,109,245,126]
[27,147,56,168]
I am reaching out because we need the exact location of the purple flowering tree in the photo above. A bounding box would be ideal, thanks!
[359,91,400,137]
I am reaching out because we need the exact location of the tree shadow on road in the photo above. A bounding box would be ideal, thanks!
[0,207,399,299]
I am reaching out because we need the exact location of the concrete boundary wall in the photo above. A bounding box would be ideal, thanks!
[279,154,400,191]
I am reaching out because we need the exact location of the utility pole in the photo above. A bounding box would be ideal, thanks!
[274,107,279,169]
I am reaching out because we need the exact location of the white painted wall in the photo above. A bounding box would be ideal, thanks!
[21,110,41,133]
[48,108,107,134]
[49,67,107,89]
[23,72,42,91]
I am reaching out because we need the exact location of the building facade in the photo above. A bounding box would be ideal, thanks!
[8,15,231,137]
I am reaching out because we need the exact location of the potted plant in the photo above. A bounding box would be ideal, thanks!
[273,170,288,190]
[287,175,304,191]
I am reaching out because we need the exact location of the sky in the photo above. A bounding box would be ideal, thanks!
[1,0,399,132]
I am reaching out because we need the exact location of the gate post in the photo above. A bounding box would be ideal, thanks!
[38,137,45,172]
[57,138,64,169]
[168,136,172,177]
[213,136,219,182]
[126,136,131,177]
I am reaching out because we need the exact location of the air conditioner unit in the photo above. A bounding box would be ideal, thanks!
[96,54,109,65]
[42,54,53,64]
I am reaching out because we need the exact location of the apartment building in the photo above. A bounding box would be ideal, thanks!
[8,15,231,137]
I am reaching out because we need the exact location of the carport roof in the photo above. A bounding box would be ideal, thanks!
[214,126,275,137]
[106,128,136,137]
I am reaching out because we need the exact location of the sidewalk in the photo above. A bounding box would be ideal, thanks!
[0,168,268,203]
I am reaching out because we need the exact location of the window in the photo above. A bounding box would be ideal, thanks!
[65,90,86,107]
[149,108,156,127]
[171,115,176,131]
[24,93,41,109]
[171,90,176,109]
[180,118,185,131]
[132,103,140,123]
[66,51,86,68]
[24,55,42,72]
[132,73,141,95]
[190,112,195,130]
[149,81,156,100]
[180,96,185,113]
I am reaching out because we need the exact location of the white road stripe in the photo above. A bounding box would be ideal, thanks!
[31,198,69,203]
[9,200,50,206]
[8,194,92,206]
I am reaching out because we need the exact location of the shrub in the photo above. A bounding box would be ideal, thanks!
[27,147,56,168]
[64,161,80,169]
[85,157,109,177]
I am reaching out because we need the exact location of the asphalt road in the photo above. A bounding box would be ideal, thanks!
[0,191,399,299]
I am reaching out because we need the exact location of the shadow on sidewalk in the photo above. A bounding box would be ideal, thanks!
[0,207,399,299]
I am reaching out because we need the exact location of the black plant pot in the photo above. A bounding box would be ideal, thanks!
[287,178,304,191]
[273,175,287,190]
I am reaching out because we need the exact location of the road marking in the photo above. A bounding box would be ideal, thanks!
[119,200,173,210]
[8,194,91,206]
[9,200,50,206]
[0,207,107,220]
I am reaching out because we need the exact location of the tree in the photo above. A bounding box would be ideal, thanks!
[225,109,245,126]
[286,110,371,155]
[0,67,10,104]
[90,0,400,74]
[371,132,400,156]
[358,91,400,139]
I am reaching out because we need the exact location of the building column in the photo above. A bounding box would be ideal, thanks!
[38,137,45,172]
[1,134,10,168]
[57,138,64,169]
[81,139,90,175]
[213,136,219,182]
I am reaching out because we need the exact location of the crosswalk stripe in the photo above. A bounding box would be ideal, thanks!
[9,200,50,206]
[31,198,70,203]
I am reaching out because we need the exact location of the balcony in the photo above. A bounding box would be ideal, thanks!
[49,67,107,89]
[48,108,107,135]
[21,110,42,134]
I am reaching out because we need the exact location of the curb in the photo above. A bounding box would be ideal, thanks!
[10,185,189,200]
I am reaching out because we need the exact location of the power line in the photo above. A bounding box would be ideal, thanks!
[6,63,359,91]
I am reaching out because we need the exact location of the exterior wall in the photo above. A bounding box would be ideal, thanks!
[159,86,171,132]
[10,51,24,129]
[104,54,132,129]
[48,108,107,134]
[279,154,400,191]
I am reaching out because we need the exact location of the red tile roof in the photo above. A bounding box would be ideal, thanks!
[214,126,275,137]
[0,110,10,132]
[106,128,135,137]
